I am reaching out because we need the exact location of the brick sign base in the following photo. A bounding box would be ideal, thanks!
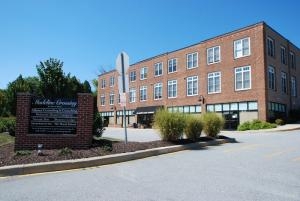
[15,93,93,150]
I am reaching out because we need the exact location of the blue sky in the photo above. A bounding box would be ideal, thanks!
[0,0,299,89]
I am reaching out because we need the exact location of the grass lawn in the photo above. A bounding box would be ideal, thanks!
[0,132,14,146]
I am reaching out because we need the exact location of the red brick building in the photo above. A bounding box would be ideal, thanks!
[97,22,300,129]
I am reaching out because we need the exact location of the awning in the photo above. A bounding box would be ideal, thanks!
[134,106,163,115]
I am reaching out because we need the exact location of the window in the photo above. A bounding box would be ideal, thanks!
[100,95,105,106]
[109,76,115,86]
[168,58,177,73]
[280,46,287,65]
[187,76,198,96]
[234,37,250,58]
[187,52,198,69]
[109,93,114,105]
[281,72,287,94]
[291,76,297,97]
[290,52,296,69]
[208,72,221,94]
[154,62,163,76]
[140,86,147,101]
[129,71,136,82]
[101,79,106,88]
[268,66,276,90]
[168,80,177,98]
[154,83,163,100]
[140,67,148,80]
[235,66,251,91]
[267,37,275,57]
[129,88,136,103]
[207,46,220,64]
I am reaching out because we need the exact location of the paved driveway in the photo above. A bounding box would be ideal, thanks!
[1,130,299,201]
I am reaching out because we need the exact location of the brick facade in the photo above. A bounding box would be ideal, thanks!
[15,93,93,150]
[97,22,300,126]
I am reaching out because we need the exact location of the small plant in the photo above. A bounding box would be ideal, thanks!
[0,117,16,135]
[154,109,186,141]
[238,119,277,131]
[201,112,224,138]
[59,147,72,156]
[15,150,32,156]
[185,115,203,141]
[93,112,105,137]
[237,121,251,131]
[275,118,285,126]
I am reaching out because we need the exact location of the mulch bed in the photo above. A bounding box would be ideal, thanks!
[0,137,223,167]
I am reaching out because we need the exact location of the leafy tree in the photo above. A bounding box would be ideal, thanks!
[6,75,31,115]
[91,78,98,96]
[0,89,9,116]
[36,58,67,98]
[82,80,92,93]
[24,76,42,96]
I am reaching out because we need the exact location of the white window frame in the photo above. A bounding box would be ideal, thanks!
[168,80,177,98]
[101,79,106,88]
[291,76,297,97]
[234,37,250,59]
[289,51,296,69]
[140,67,148,80]
[208,72,221,94]
[268,66,276,90]
[100,94,105,106]
[154,83,163,100]
[187,52,198,69]
[267,37,275,57]
[168,58,177,73]
[109,93,114,105]
[154,62,163,76]
[129,88,136,103]
[281,72,287,94]
[280,46,287,65]
[207,46,221,64]
[140,86,147,101]
[186,76,198,96]
[235,66,251,91]
[129,71,136,82]
[109,76,115,87]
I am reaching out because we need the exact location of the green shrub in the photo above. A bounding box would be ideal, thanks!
[0,117,16,135]
[154,109,186,141]
[15,150,32,156]
[237,121,251,131]
[59,147,72,156]
[238,119,277,131]
[201,113,224,138]
[185,115,203,141]
[275,118,285,126]
[93,112,105,137]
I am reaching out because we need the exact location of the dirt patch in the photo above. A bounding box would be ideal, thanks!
[0,137,222,167]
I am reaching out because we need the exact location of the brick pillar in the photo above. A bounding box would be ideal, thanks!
[15,93,32,150]
[76,93,94,148]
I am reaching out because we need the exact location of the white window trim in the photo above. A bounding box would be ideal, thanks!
[267,37,275,57]
[167,80,177,99]
[235,66,252,91]
[101,79,106,89]
[129,71,136,82]
[139,86,147,102]
[168,58,177,74]
[186,76,198,96]
[234,37,251,59]
[207,46,221,65]
[140,67,148,80]
[186,52,198,69]
[154,83,163,100]
[268,65,276,90]
[100,95,105,106]
[129,88,136,103]
[280,46,287,65]
[109,76,114,87]
[207,72,221,94]
[154,62,163,77]
[109,93,114,105]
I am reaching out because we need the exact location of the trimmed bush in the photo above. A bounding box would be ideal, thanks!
[237,119,277,131]
[185,115,203,141]
[201,113,224,138]
[0,117,16,136]
[154,109,186,141]
[93,112,105,137]
[275,118,285,126]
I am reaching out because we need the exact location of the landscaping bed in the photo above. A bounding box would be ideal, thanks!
[0,136,222,167]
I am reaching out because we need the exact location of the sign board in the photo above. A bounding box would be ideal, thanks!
[29,98,78,134]
[116,51,129,94]
[120,93,126,107]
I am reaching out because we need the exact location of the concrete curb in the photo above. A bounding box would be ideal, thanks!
[0,138,235,177]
